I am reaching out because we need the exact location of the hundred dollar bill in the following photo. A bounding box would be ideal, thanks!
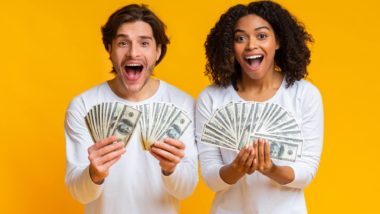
[84,102,141,146]
[202,123,236,147]
[112,105,141,146]
[251,133,302,157]
[85,110,97,143]
[200,101,304,161]
[268,141,298,162]
[255,132,303,144]
[157,111,191,141]
[107,102,125,138]
[153,104,175,140]
[201,134,236,151]
[214,108,235,136]
[261,103,281,130]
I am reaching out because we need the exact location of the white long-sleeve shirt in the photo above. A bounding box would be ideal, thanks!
[65,80,198,214]
[196,79,324,214]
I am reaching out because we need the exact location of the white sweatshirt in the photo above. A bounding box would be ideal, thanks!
[196,79,324,214]
[65,80,198,214]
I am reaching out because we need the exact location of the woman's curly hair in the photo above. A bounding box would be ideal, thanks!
[205,0,314,89]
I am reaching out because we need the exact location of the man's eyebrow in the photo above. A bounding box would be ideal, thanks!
[115,34,129,39]
[114,34,153,40]
[139,36,153,40]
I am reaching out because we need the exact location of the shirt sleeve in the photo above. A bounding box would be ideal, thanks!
[196,88,233,192]
[161,98,199,199]
[283,84,324,189]
[64,100,103,204]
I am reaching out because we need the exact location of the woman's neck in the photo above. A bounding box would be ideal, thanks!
[237,71,283,102]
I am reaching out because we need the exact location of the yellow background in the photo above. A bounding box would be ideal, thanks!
[1,0,379,213]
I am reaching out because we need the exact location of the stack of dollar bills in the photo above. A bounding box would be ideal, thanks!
[201,101,303,162]
[136,102,191,150]
[84,102,141,146]
[84,102,191,150]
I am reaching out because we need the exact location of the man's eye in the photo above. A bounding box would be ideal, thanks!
[118,41,128,47]
[141,41,150,47]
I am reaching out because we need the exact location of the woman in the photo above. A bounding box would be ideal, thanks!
[196,1,324,213]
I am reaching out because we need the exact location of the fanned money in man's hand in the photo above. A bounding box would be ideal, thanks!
[136,102,191,150]
[84,102,141,146]
[201,101,303,162]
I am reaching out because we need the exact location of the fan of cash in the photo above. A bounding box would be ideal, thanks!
[84,102,141,146]
[136,102,192,150]
[201,101,303,162]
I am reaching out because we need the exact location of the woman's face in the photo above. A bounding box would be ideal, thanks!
[233,14,279,81]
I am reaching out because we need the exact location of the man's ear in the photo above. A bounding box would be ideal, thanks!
[156,44,162,61]
[107,44,112,53]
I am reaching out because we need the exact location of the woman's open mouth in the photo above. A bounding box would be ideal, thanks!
[244,54,263,70]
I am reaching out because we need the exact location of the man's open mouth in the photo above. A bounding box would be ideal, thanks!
[123,63,144,80]
[124,64,143,73]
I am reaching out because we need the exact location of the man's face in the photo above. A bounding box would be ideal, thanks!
[108,21,161,95]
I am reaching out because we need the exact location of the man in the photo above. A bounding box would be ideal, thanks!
[64,4,198,214]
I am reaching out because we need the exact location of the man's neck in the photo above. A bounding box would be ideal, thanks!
[108,77,160,102]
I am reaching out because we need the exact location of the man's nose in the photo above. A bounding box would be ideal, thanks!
[128,43,140,57]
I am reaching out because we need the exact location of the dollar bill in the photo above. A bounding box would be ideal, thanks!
[84,102,141,146]
[200,101,304,162]
[112,106,141,146]
[158,111,191,141]
[137,103,192,150]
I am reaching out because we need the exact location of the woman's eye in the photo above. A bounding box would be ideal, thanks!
[257,33,268,40]
[235,35,246,42]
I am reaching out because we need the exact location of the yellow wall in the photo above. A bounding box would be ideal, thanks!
[1,0,379,213]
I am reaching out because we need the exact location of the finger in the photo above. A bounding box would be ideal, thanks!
[88,141,124,163]
[150,151,176,174]
[102,155,122,171]
[154,141,185,159]
[245,146,256,169]
[150,150,172,166]
[264,140,271,165]
[151,146,181,164]
[97,141,125,157]
[247,145,258,173]
[98,146,126,165]
[258,139,265,171]
[92,136,118,151]
[231,148,246,170]
[238,146,251,167]
[254,139,259,151]
[163,138,186,150]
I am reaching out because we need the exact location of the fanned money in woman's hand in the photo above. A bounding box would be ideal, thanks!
[201,101,303,162]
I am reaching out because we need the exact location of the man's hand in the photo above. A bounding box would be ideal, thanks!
[88,136,126,184]
[149,138,185,176]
